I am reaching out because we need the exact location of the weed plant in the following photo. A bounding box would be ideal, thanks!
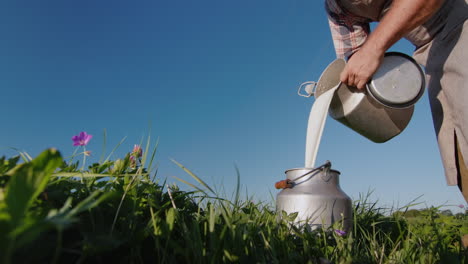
[0,138,467,263]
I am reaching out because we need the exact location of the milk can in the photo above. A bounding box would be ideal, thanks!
[298,52,426,143]
[275,161,352,230]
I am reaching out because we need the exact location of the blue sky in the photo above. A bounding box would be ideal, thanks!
[1,0,465,211]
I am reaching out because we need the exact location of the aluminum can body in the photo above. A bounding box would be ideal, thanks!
[276,167,353,230]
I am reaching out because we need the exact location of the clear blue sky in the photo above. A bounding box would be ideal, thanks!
[1,0,465,212]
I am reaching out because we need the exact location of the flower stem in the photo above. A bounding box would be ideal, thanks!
[80,146,87,184]
[82,146,87,171]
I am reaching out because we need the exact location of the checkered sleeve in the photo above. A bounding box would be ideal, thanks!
[325,0,370,59]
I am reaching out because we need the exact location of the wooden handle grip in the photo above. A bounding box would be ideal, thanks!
[275,179,292,189]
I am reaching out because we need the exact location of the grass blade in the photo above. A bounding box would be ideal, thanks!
[51,172,149,178]
[103,136,127,164]
[233,164,241,209]
[171,159,215,195]
[173,176,207,195]
[99,128,107,164]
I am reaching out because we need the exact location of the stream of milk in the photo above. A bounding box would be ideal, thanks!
[304,85,339,168]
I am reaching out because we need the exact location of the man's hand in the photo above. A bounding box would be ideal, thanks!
[340,47,384,90]
[339,0,444,90]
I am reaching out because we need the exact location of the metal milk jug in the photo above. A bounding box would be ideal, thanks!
[275,161,352,230]
[298,52,426,143]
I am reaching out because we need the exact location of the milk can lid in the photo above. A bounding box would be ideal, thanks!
[367,52,425,108]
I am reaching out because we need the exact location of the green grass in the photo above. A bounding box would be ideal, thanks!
[0,146,467,264]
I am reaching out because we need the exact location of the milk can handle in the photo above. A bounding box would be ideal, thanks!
[297,81,317,98]
[291,160,331,182]
[274,161,332,189]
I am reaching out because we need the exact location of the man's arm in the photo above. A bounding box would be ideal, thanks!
[340,0,445,89]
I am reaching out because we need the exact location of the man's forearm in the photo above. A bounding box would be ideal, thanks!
[339,0,446,89]
[362,0,445,55]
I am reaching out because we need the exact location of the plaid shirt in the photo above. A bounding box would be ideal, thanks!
[325,0,371,59]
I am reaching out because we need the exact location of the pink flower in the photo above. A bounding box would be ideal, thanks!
[458,204,465,209]
[72,132,93,146]
[132,144,143,157]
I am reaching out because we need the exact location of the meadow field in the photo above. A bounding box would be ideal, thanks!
[1,135,467,263]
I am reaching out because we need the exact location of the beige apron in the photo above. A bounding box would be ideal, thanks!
[338,0,468,190]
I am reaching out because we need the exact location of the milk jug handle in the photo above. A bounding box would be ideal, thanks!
[291,160,332,182]
[275,161,332,189]
[297,81,317,98]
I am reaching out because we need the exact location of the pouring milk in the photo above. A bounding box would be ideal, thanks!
[304,84,340,168]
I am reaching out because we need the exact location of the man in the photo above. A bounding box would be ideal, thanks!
[325,0,468,203]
